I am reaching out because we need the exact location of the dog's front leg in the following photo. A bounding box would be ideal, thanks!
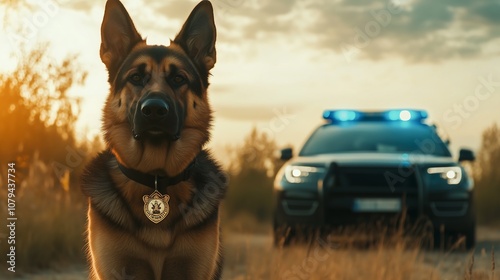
[87,207,156,280]
[161,220,221,280]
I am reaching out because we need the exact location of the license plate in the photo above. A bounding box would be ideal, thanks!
[353,198,401,212]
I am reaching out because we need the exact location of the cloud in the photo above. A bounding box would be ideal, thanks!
[66,0,500,63]
[308,0,500,62]
[149,0,200,21]
[198,0,500,62]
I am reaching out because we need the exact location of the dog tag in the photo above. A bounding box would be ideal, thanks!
[143,190,170,223]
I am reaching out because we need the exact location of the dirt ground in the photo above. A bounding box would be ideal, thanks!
[6,226,500,280]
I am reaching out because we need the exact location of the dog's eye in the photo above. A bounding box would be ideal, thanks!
[129,73,144,86]
[171,75,186,87]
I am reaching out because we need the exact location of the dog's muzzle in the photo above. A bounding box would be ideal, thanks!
[132,93,182,141]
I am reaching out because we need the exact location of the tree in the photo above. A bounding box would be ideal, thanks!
[473,123,500,223]
[0,1,93,270]
[225,128,284,221]
[0,44,87,165]
[227,127,283,176]
[0,43,92,269]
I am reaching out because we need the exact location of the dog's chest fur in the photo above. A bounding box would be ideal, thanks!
[82,149,226,248]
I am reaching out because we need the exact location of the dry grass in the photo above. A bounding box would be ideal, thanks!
[0,157,87,272]
[1,160,499,280]
[224,238,432,280]
[222,215,499,280]
[223,217,434,280]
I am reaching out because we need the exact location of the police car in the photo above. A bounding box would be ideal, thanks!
[274,109,476,248]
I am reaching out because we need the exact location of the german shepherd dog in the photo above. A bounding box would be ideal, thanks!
[81,0,226,279]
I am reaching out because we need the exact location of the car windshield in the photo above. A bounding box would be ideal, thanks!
[299,122,451,157]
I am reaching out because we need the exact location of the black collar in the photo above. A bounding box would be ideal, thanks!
[117,159,196,190]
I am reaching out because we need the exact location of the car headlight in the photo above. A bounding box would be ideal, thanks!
[284,166,323,183]
[427,166,462,185]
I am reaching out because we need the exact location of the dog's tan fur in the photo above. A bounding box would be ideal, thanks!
[82,1,225,279]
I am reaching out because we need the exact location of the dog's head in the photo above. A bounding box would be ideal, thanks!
[100,0,216,173]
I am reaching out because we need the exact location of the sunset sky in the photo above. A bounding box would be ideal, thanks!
[2,0,500,163]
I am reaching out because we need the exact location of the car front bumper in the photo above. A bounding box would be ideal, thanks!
[274,165,474,231]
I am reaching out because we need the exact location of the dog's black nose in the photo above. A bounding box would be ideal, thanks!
[141,99,169,120]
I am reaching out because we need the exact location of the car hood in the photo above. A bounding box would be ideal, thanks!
[290,153,456,168]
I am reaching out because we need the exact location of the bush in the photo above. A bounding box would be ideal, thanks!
[473,123,500,224]
[224,128,284,222]
[0,43,91,271]
[0,156,87,271]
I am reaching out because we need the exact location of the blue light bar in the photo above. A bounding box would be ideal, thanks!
[323,110,361,122]
[323,109,428,123]
[384,109,428,122]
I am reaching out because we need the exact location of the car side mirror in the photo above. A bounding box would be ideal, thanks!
[280,148,293,161]
[458,148,475,162]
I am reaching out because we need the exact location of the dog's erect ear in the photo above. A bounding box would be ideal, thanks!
[100,0,143,82]
[174,1,217,74]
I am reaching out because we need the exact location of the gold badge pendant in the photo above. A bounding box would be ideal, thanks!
[142,175,170,223]
[143,189,170,224]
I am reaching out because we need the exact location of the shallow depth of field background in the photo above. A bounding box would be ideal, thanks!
[1,0,500,279]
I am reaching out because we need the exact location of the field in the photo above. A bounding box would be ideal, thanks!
[6,220,500,280]
[222,226,499,280]
[1,158,499,280]
[2,155,496,280]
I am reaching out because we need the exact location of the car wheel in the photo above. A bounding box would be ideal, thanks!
[461,222,476,250]
[433,224,476,250]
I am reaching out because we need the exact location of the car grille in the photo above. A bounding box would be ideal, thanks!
[335,166,418,191]
[325,166,420,225]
